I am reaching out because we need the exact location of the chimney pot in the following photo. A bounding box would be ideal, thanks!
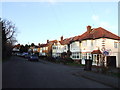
[87,25,92,33]
[47,40,49,43]
[61,36,63,41]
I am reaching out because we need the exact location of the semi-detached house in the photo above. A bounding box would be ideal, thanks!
[39,40,57,57]
[52,36,73,58]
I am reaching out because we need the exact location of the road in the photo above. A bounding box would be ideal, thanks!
[2,56,112,88]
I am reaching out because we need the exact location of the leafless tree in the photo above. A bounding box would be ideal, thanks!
[1,18,17,59]
[1,18,17,44]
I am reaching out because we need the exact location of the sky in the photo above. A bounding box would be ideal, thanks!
[1,0,118,45]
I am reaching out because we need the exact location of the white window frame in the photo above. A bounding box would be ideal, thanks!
[72,52,80,59]
[91,40,93,47]
[114,42,118,48]
[82,41,87,46]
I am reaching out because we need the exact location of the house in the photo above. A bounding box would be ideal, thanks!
[39,40,57,57]
[12,44,21,54]
[39,44,48,56]
[70,25,120,67]
[52,36,73,58]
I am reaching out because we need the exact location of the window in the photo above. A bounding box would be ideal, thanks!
[93,55,97,63]
[53,46,56,49]
[46,47,48,50]
[82,53,87,60]
[114,42,118,48]
[64,46,67,50]
[77,55,79,58]
[95,40,97,46]
[72,52,80,59]
[87,53,92,59]
[91,40,93,47]
[82,41,87,46]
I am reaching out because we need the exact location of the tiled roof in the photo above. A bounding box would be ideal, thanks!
[13,44,21,48]
[40,26,120,47]
[91,50,102,54]
[77,27,120,41]
[39,44,48,47]
[47,40,57,45]
[72,35,81,41]
[60,37,74,45]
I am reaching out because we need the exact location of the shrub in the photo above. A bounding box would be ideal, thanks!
[39,56,47,59]
[45,56,56,62]
[62,57,74,64]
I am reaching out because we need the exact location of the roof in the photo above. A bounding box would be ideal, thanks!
[39,44,48,47]
[91,50,102,54]
[77,27,120,41]
[40,40,57,48]
[40,26,120,47]
[72,35,81,41]
[47,40,57,46]
[13,44,21,48]
[59,37,74,45]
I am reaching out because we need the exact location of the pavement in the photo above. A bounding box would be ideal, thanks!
[73,66,120,89]
[40,59,120,88]
[38,60,120,88]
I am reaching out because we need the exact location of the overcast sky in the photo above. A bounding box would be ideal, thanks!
[1,1,118,45]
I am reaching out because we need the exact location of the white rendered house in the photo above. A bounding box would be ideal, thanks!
[52,37,69,58]
[70,26,120,67]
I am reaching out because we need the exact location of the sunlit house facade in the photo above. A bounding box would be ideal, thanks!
[52,26,120,68]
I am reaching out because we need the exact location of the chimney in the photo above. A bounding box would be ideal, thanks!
[61,36,63,41]
[87,25,92,33]
[47,40,49,43]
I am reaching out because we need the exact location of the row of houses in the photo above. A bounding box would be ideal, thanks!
[13,25,120,68]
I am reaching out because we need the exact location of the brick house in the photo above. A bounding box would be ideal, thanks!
[39,40,57,57]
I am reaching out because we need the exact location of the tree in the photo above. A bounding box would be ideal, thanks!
[1,18,17,59]
[38,43,41,47]
[24,44,29,52]
[19,45,25,53]
[31,43,35,47]
[1,18,17,44]
[61,52,67,58]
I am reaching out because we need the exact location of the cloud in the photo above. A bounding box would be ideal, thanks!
[92,15,99,22]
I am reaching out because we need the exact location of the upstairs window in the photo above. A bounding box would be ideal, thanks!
[91,40,93,47]
[82,41,87,46]
[114,42,118,48]
[52,46,56,49]
[64,46,67,50]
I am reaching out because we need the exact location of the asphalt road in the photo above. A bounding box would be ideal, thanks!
[2,56,112,88]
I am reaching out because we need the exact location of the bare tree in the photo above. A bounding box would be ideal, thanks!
[1,18,17,44]
[1,18,17,59]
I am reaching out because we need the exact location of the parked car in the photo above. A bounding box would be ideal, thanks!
[21,52,28,57]
[24,54,31,59]
[28,55,39,61]
[17,53,22,56]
